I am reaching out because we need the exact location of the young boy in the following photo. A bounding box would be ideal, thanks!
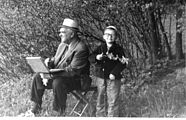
[89,26,128,117]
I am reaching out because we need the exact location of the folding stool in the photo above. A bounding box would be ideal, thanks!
[69,86,97,116]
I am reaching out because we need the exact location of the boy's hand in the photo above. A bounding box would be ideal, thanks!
[109,74,115,80]
[121,56,129,65]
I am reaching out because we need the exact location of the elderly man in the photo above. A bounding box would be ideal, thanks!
[89,26,128,117]
[30,18,90,116]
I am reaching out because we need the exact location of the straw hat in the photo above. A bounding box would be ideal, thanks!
[61,18,78,30]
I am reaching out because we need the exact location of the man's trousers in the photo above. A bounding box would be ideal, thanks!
[30,73,81,112]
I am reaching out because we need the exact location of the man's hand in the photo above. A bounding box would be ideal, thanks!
[40,73,48,86]
[109,74,115,80]
[96,53,104,60]
[42,78,48,86]
[44,58,50,67]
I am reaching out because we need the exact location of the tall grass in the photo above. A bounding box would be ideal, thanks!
[119,67,186,117]
[0,67,185,117]
[0,73,96,117]
[0,74,33,116]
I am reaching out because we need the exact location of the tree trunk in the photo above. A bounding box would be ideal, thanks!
[149,9,161,64]
[158,9,172,60]
[169,15,172,48]
[175,5,184,60]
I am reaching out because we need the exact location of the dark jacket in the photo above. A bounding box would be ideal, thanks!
[89,42,126,79]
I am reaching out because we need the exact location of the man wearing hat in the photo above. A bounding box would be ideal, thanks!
[89,26,128,117]
[29,18,90,116]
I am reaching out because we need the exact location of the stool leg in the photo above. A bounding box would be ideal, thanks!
[69,88,97,117]
[70,99,81,115]
[70,91,89,116]
[79,103,88,116]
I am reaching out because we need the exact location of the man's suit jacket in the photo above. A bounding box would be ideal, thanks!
[49,38,90,77]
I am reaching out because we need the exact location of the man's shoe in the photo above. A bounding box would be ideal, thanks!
[31,103,42,114]
[18,110,35,117]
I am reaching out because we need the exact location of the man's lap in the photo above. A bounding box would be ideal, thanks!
[34,73,81,91]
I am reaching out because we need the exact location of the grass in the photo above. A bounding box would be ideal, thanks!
[0,60,186,117]
[119,60,186,117]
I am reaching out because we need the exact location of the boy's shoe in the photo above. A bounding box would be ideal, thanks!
[52,108,66,117]
[31,103,42,115]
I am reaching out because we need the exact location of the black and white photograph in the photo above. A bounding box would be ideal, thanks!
[0,0,185,118]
